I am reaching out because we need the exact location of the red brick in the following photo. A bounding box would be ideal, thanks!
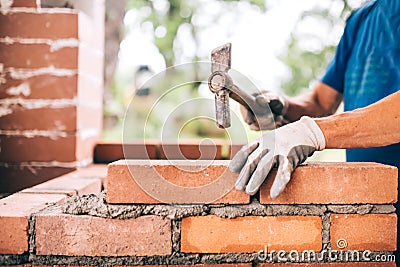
[228,143,245,159]
[0,134,79,162]
[94,142,159,163]
[35,213,171,256]
[21,172,101,196]
[0,132,97,163]
[260,162,397,204]
[0,74,78,99]
[0,11,77,39]
[160,140,223,160]
[330,214,397,251]
[0,193,67,254]
[0,165,74,194]
[0,43,78,69]
[181,215,322,253]
[106,160,249,204]
[9,0,37,8]
[0,106,77,131]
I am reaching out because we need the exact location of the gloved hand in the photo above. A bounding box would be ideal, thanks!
[229,116,325,198]
[240,91,288,131]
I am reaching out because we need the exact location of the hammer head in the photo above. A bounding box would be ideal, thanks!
[208,43,232,128]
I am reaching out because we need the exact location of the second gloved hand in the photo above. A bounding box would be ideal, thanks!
[240,91,288,131]
[229,116,326,198]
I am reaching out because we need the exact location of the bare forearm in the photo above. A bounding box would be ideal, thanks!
[285,82,343,122]
[315,91,400,148]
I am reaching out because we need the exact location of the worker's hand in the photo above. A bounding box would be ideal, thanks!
[229,116,325,198]
[240,91,288,131]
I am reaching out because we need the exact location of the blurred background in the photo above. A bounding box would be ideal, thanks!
[103,0,367,161]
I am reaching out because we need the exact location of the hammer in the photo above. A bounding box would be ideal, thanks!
[208,43,269,128]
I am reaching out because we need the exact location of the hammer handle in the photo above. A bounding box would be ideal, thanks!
[229,84,267,115]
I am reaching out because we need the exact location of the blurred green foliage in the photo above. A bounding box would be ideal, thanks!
[105,0,365,143]
[279,0,360,96]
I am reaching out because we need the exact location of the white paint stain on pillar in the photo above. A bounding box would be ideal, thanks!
[0,0,13,12]
[6,82,31,97]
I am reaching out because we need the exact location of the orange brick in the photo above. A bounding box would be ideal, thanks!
[21,172,101,196]
[260,263,395,266]
[181,215,322,253]
[0,193,67,254]
[106,160,249,204]
[160,140,223,160]
[35,213,171,256]
[0,43,78,69]
[0,11,78,39]
[260,162,397,204]
[95,142,159,163]
[330,214,397,251]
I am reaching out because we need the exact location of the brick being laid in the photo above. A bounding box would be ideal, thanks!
[106,159,249,204]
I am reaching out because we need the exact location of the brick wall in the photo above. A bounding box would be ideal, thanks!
[0,0,104,193]
[0,161,397,266]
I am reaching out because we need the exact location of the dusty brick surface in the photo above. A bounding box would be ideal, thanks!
[106,160,249,204]
[35,213,171,256]
[181,215,322,253]
[21,172,101,196]
[0,193,67,254]
[0,11,78,39]
[260,162,397,204]
[330,213,397,251]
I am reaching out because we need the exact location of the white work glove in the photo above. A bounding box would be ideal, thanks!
[229,116,325,198]
[241,91,288,131]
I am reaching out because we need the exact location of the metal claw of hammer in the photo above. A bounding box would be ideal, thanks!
[208,43,267,128]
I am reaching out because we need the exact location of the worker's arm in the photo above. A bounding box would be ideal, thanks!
[315,90,400,148]
[230,90,400,198]
[241,82,343,130]
[284,81,343,122]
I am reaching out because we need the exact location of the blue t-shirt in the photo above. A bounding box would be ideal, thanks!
[321,0,400,169]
